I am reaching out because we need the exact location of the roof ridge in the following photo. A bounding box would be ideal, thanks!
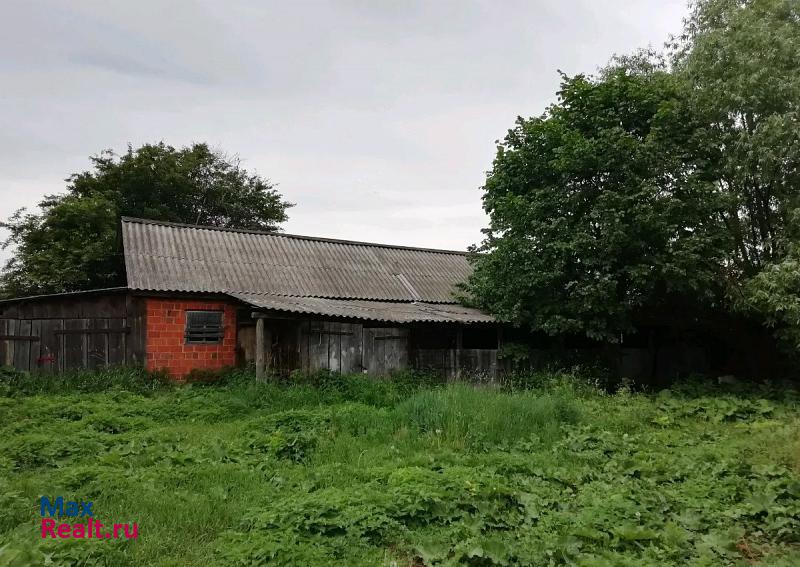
[121,217,470,256]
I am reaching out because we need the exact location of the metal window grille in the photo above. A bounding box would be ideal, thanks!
[185,310,223,344]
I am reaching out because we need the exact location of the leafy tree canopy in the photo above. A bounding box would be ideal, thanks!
[468,66,727,339]
[678,0,800,351]
[675,0,800,274]
[468,0,800,346]
[1,143,292,297]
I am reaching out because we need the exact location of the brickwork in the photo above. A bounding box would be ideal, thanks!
[145,298,236,378]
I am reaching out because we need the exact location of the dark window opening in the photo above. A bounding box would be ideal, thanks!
[413,326,457,349]
[185,310,223,344]
[503,326,552,347]
[462,326,498,349]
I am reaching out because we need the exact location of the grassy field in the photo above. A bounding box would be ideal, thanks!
[1,369,799,566]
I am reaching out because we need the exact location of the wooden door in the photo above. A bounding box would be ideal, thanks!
[361,327,408,375]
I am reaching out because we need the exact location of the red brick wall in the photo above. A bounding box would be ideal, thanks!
[145,298,237,378]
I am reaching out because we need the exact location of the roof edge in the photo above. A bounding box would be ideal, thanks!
[125,287,461,304]
[228,292,496,324]
[0,286,129,304]
[121,217,471,256]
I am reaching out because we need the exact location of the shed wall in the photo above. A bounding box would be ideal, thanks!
[0,292,145,372]
[240,316,500,378]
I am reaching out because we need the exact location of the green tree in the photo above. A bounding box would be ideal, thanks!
[467,65,728,340]
[673,0,800,275]
[1,143,292,296]
[468,0,800,351]
[740,228,800,351]
[674,0,800,350]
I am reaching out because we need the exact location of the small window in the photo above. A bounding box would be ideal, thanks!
[462,326,498,349]
[413,326,457,350]
[185,310,224,344]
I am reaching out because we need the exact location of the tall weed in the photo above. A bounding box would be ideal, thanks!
[395,384,580,446]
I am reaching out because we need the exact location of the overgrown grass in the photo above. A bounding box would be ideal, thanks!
[0,366,172,396]
[395,384,580,446]
[0,368,798,566]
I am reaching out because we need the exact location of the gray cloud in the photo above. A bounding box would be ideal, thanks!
[0,0,687,262]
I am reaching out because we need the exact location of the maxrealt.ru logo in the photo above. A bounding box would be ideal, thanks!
[40,497,138,540]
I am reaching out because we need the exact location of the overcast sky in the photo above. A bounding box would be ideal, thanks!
[0,0,687,260]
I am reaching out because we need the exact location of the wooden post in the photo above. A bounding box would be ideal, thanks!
[455,326,463,380]
[496,326,503,380]
[255,317,265,381]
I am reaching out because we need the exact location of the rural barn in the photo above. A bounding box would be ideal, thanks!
[0,217,500,379]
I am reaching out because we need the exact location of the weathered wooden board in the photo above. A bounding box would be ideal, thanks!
[63,319,88,370]
[237,324,256,364]
[125,295,145,365]
[362,327,382,374]
[38,318,61,373]
[28,319,42,371]
[107,318,127,366]
[1,319,16,367]
[362,327,409,375]
[88,318,108,369]
[300,320,363,373]
[305,321,329,372]
[412,348,499,380]
[339,322,363,373]
[414,349,452,378]
[13,320,32,372]
[327,322,341,372]
[459,349,498,380]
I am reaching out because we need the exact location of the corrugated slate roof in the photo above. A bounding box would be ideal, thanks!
[122,219,492,323]
[229,293,494,324]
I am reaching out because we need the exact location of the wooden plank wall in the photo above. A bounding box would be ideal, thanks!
[0,293,146,373]
[240,315,499,378]
[362,327,409,375]
[0,317,132,372]
[301,321,363,373]
[459,349,498,380]
[412,349,498,380]
[237,319,303,375]
[414,349,455,378]
[268,318,495,378]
